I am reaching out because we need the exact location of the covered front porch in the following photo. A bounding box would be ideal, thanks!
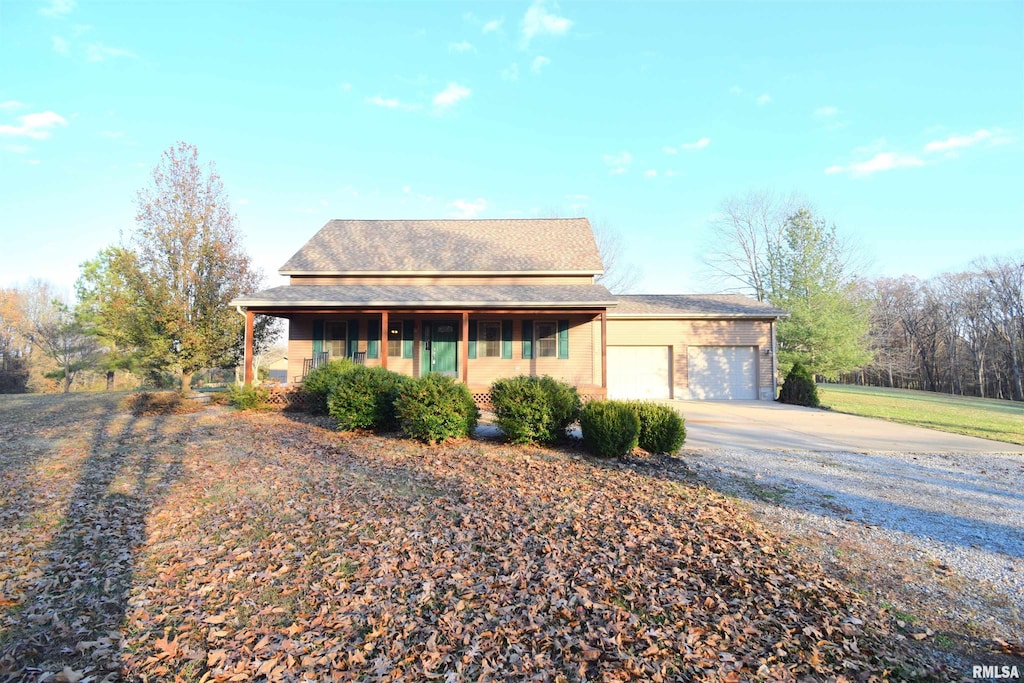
[242,308,611,401]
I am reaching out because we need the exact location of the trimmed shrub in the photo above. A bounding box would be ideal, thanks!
[228,384,272,411]
[395,374,479,444]
[490,375,581,444]
[327,365,412,431]
[627,401,686,454]
[580,400,639,458]
[300,358,355,414]
[778,362,820,407]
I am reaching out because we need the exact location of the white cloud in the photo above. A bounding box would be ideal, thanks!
[664,170,679,177]
[27,159,41,166]
[52,36,69,55]
[522,0,572,44]
[756,93,771,106]
[644,169,658,177]
[0,110,68,139]
[85,43,137,62]
[663,146,678,155]
[827,152,925,178]
[502,63,520,81]
[39,0,75,18]
[565,193,589,201]
[815,105,839,117]
[402,185,411,193]
[0,100,24,110]
[340,82,352,92]
[433,82,471,108]
[449,40,475,53]
[603,151,632,175]
[320,199,329,207]
[3,144,29,154]
[531,55,551,74]
[365,95,420,111]
[729,85,743,95]
[680,136,710,151]
[235,198,250,206]
[448,198,487,218]
[483,18,503,33]
[924,129,992,153]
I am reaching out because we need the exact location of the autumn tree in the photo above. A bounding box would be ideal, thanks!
[127,142,262,392]
[75,246,144,390]
[26,299,103,393]
[0,288,30,393]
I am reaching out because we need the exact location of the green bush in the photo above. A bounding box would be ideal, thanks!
[395,374,479,444]
[778,362,820,407]
[580,400,640,458]
[228,384,272,411]
[627,401,686,454]
[490,375,581,444]
[327,365,411,431]
[300,358,355,414]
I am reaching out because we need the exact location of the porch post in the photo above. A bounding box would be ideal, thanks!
[243,309,255,386]
[600,310,607,392]
[461,311,469,385]
[381,310,389,370]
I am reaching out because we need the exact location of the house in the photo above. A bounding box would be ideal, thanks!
[231,218,786,401]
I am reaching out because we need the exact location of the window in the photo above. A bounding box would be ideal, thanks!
[326,322,347,358]
[536,321,557,358]
[387,321,403,357]
[478,321,501,358]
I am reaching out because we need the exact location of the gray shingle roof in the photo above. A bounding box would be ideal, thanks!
[233,284,618,309]
[610,294,787,318]
[278,218,604,274]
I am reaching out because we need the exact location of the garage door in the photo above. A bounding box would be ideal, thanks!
[687,346,757,399]
[607,346,671,399]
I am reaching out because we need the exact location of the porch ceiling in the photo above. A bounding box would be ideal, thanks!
[231,284,618,310]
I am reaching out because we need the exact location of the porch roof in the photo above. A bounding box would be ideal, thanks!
[232,284,618,310]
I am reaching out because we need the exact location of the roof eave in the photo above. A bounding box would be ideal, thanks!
[235,300,620,309]
[607,312,788,320]
[279,269,605,277]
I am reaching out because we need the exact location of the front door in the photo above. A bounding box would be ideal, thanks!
[422,321,458,376]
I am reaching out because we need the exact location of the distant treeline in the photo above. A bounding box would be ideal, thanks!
[841,256,1023,401]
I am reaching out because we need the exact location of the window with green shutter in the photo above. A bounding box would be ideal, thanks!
[402,320,414,358]
[522,320,533,359]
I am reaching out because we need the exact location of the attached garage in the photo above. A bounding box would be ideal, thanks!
[607,346,672,399]
[686,346,757,399]
[604,294,787,401]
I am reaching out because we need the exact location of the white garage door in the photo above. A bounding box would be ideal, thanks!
[687,346,757,399]
[607,346,672,399]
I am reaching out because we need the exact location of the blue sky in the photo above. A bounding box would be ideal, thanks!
[2,0,1022,298]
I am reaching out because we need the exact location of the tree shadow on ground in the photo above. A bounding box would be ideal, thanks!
[0,395,191,679]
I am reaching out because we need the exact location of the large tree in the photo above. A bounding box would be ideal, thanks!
[26,299,102,393]
[704,191,871,379]
[128,142,262,392]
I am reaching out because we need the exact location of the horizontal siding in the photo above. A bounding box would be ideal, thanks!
[606,318,774,399]
[286,312,599,389]
[289,274,595,286]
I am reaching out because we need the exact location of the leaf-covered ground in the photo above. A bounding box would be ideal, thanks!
[0,393,951,681]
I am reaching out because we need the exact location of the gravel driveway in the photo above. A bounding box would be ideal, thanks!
[674,401,1024,654]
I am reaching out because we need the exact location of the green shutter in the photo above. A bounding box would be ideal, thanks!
[348,319,360,357]
[522,320,533,359]
[312,319,324,356]
[367,319,380,359]
[501,320,513,359]
[557,319,569,359]
[468,320,477,359]
[402,320,414,358]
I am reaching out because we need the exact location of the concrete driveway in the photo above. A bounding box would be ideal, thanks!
[674,400,1024,454]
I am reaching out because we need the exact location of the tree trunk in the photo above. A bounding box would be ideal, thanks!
[181,370,193,395]
[63,373,72,393]
[106,370,115,391]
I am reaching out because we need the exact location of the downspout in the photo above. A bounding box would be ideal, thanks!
[770,319,778,400]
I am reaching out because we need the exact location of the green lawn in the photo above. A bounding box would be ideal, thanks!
[818,384,1024,446]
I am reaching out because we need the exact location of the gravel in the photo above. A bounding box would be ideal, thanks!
[676,445,1024,634]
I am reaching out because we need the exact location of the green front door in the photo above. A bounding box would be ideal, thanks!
[422,321,458,376]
